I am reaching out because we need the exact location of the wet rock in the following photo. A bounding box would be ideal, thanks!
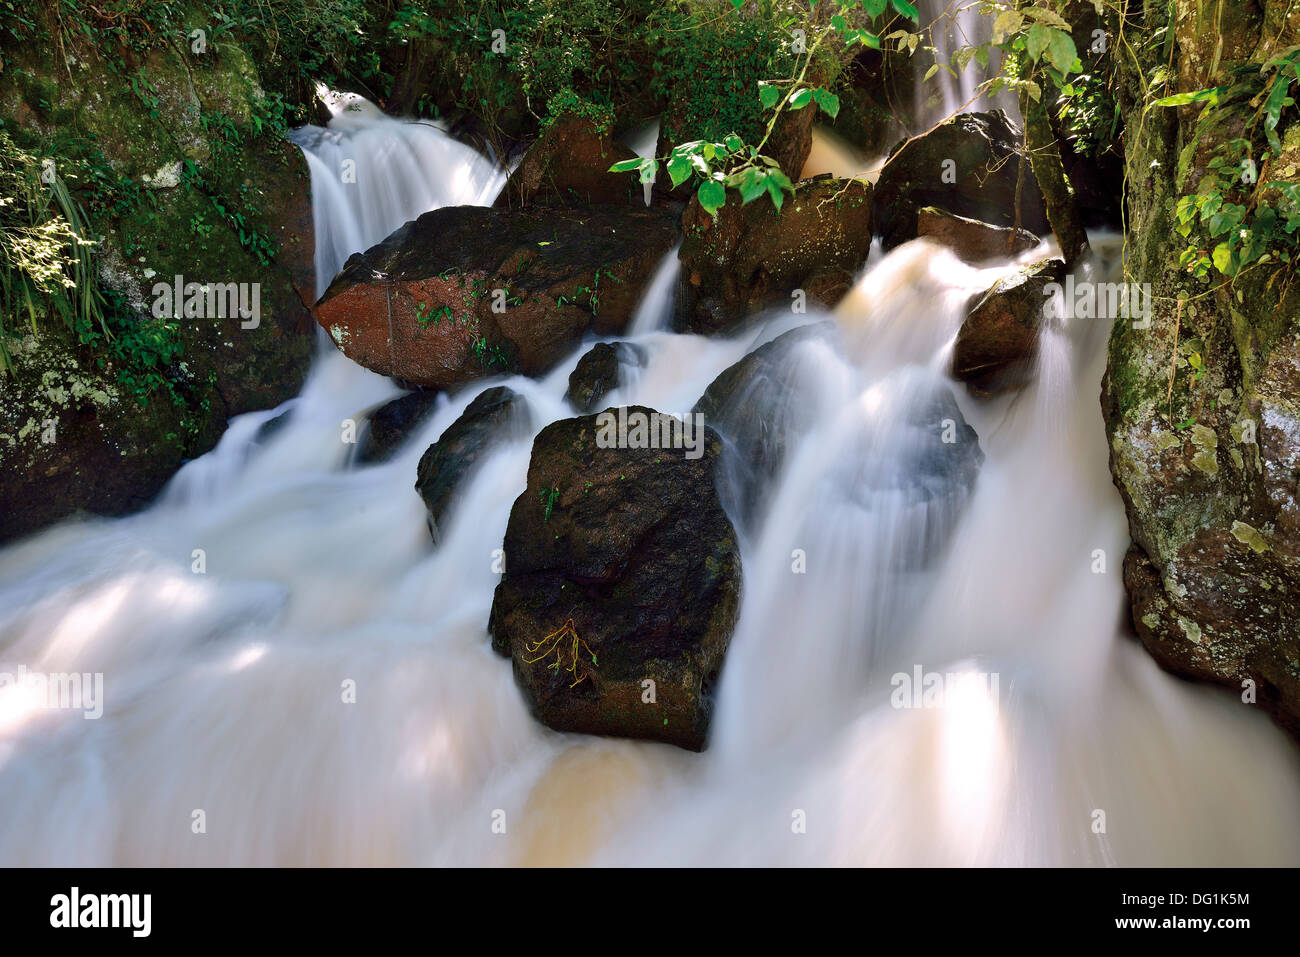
[415,387,530,542]
[314,203,679,389]
[489,407,742,751]
[493,113,641,209]
[952,258,1066,396]
[692,323,832,527]
[679,177,873,335]
[1105,0,1300,739]
[355,390,442,465]
[565,342,646,414]
[917,206,1041,263]
[873,110,1050,251]
[824,369,985,570]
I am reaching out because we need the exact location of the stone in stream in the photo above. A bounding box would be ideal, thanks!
[873,110,1050,251]
[493,113,642,209]
[313,203,679,389]
[916,206,1041,263]
[678,176,873,335]
[951,258,1067,396]
[691,323,834,529]
[564,341,647,414]
[488,407,742,751]
[823,369,985,570]
[415,387,531,542]
[355,390,442,465]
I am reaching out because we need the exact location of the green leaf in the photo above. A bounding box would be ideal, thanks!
[1045,29,1078,75]
[697,179,727,218]
[765,176,786,211]
[729,0,744,8]
[863,0,887,16]
[759,82,780,109]
[724,133,744,152]
[737,168,768,204]
[638,157,658,185]
[1151,86,1226,107]
[813,88,841,119]
[1212,242,1234,274]
[667,155,693,188]
[857,30,882,50]
[831,14,846,32]
[889,0,919,19]
[1026,24,1051,63]
[608,158,642,173]
[788,88,814,110]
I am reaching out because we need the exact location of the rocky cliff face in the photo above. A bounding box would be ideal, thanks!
[1105,1,1300,733]
[0,15,316,542]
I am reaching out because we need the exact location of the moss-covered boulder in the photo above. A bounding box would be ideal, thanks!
[488,407,741,751]
[679,177,872,335]
[0,15,316,542]
[1105,0,1300,736]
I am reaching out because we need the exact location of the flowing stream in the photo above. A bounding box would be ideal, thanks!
[0,107,1297,866]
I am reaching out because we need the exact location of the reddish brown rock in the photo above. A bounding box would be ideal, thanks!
[314,204,679,388]
[493,114,641,209]
[951,258,1065,396]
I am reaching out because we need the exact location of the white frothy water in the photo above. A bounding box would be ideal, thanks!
[289,94,506,297]
[1,109,1297,867]
[626,243,681,336]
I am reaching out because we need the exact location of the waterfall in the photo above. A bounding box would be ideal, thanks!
[626,243,681,336]
[289,93,506,297]
[913,0,1019,128]
[1,106,1298,866]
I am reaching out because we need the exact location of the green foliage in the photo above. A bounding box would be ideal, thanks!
[0,131,108,374]
[1157,49,1300,280]
[612,0,914,219]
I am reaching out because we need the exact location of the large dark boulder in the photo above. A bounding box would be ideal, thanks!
[488,407,742,751]
[873,110,1050,251]
[679,177,873,335]
[951,258,1066,396]
[314,203,679,389]
[415,387,531,542]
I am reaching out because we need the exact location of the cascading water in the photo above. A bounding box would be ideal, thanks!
[914,0,1019,127]
[1,106,1298,867]
[288,93,506,296]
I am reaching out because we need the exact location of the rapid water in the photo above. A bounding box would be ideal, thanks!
[1,108,1297,866]
[288,91,506,296]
